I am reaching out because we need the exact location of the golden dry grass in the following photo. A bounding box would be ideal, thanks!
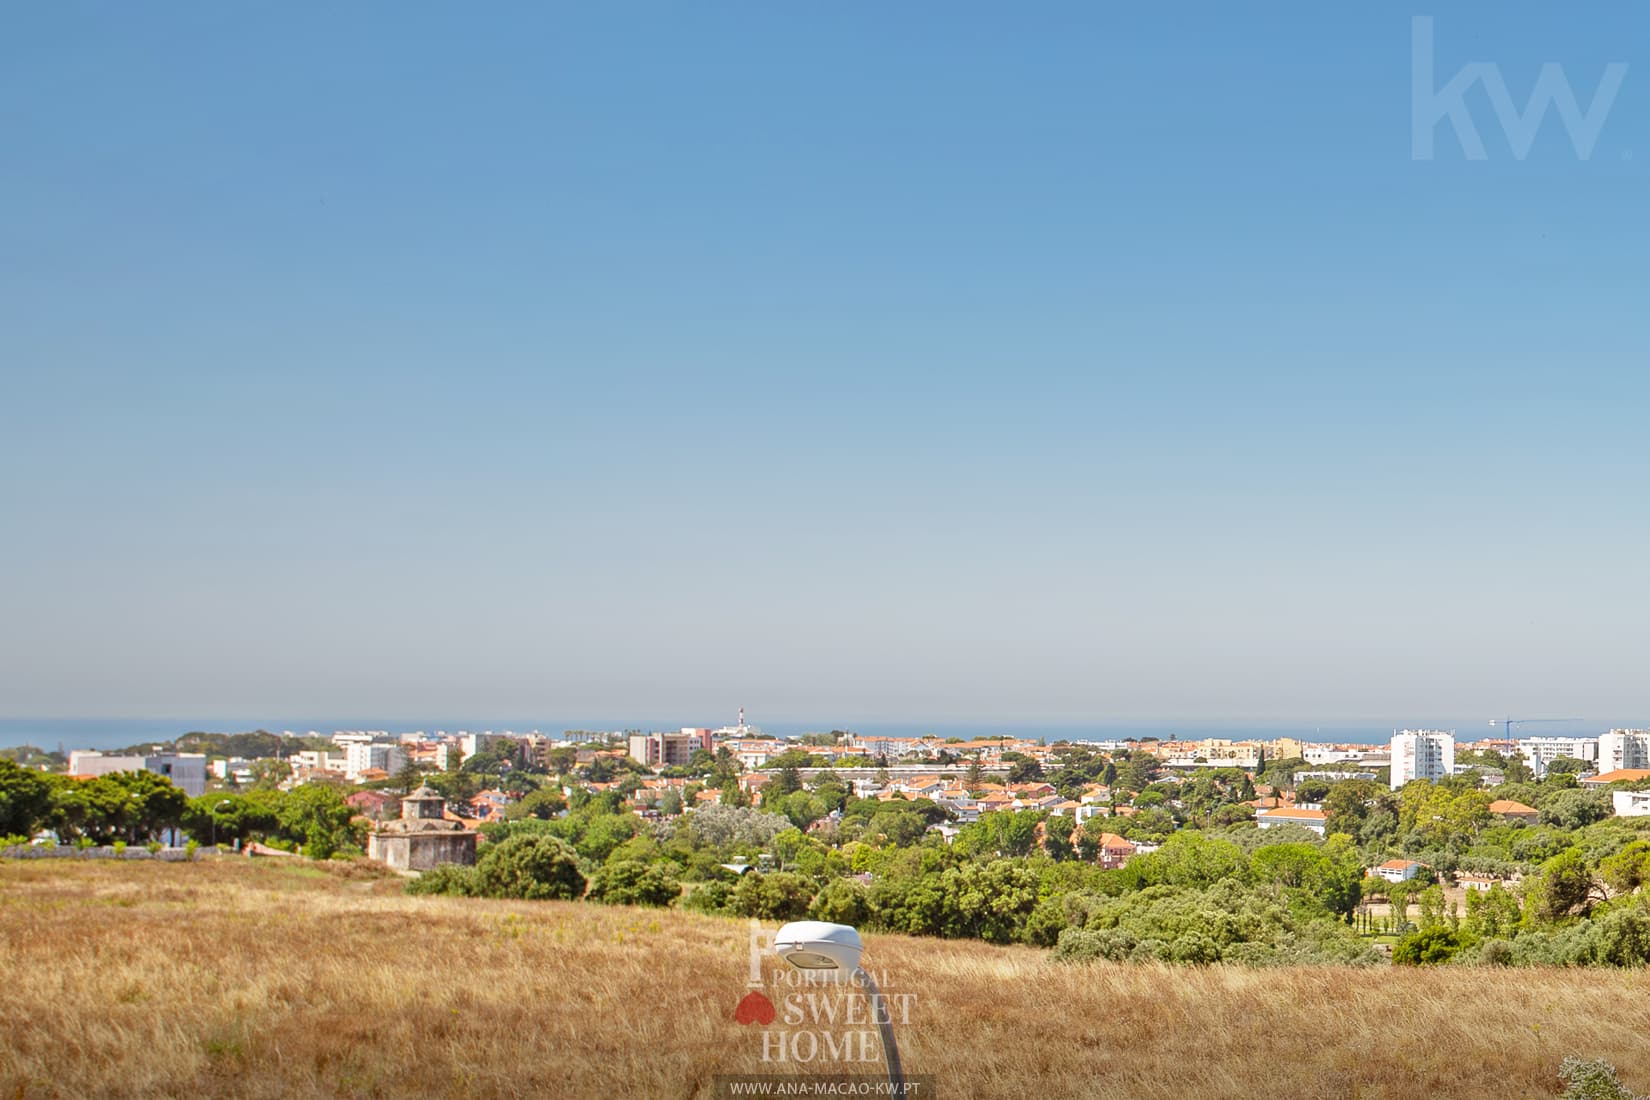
[2,858,1646,1099]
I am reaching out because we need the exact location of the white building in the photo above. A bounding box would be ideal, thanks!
[1517,736,1600,779]
[1303,746,1367,765]
[345,742,407,781]
[66,750,208,798]
[1390,730,1455,789]
[1599,730,1650,774]
[1255,807,1328,836]
[290,749,348,773]
[459,732,498,762]
[627,728,714,767]
[1371,859,1425,883]
[1611,789,1650,817]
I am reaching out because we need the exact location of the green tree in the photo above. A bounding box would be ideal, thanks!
[505,788,568,821]
[730,871,814,920]
[393,761,426,793]
[942,860,1040,943]
[808,878,870,926]
[1132,832,1249,889]
[1601,840,1650,897]
[1539,788,1612,830]
[1463,883,1521,939]
[1527,847,1602,924]
[474,834,587,900]
[1043,814,1076,861]
[1392,926,1470,965]
[587,859,681,907]
[0,758,52,838]
[771,764,803,797]
[274,783,360,858]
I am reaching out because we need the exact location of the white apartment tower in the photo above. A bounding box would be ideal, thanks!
[1518,736,1602,778]
[1390,729,1455,789]
[1599,730,1650,773]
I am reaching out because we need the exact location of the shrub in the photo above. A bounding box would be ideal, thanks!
[680,881,733,915]
[729,872,814,921]
[1595,905,1650,967]
[807,878,870,927]
[1022,896,1069,948]
[587,860,681,907]
[1393,926,1472,966]
[1053,927,1143,963]
[405,864,481,897]
[1170,930,1222,965]
[473,835,587,901]
[1556,1056,1645,1100]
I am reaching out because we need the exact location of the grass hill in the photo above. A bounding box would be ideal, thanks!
[2,858,1648,1099]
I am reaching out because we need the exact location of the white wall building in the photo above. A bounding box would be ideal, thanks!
[345,742,408,780]
[1613,789,1650,818]
[1302,747,1367,765]
[66,750,208,798]
[1390,730,1455,789]
[290,749,348,773]
[1599,730,1650,774]
[1372,859,1425,883]
[459,732,498,762]
[1517,736,1601,779]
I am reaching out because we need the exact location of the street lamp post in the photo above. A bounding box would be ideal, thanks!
[773,921,903,1092]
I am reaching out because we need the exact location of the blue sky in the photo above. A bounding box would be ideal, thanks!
[2,2,1648,726]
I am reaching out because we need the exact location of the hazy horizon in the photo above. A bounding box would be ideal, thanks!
[1,714,1635,754]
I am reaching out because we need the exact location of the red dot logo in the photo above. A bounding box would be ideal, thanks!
[733,990,776,1025]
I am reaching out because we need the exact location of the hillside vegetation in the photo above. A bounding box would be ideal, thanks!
[3,859,1649,1100]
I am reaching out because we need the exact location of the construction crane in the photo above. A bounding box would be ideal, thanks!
[1490,717,1584,741]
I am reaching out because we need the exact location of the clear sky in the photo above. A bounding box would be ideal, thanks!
[2,2,1648,727]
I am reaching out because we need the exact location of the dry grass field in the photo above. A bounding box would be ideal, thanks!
[2,858,1647,1100]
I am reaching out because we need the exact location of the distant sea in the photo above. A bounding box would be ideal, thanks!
[0,716,1625,753]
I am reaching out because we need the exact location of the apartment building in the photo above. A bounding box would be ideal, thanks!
[1517,736,1601,778]
[66,750,208,798]
[627,727,714,767]
[1599,730,1650,773]
[1390,730,1455,789]
[344,741,407,781]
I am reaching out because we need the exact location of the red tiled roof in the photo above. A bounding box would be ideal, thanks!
[1259,807,1327,820]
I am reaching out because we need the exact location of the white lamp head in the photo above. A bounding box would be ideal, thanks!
[773,921,864,978]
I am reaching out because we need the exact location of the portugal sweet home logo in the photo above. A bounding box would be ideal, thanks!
[734,920,915,1067]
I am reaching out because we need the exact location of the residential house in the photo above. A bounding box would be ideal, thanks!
[345,789,401,821]
[1582,769,1650,789]
[1455,873,1505,892]
[1370,859,1426,883]
[1255,807,1328,836]
[1488,799,1540,824]
[1095,832,1137,870]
